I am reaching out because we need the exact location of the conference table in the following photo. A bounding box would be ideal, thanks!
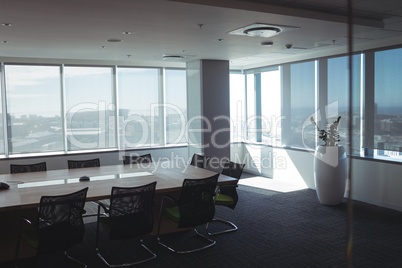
[0,161,237,262]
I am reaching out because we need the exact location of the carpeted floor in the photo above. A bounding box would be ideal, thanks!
[8,184,402,268]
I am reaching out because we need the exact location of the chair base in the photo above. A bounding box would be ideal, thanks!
[96,239,156,267]
[65,251,87,268]
[157,228,216,254]
[206,218,238,236]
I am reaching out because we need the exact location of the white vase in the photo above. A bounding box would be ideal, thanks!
[314,145,347,205]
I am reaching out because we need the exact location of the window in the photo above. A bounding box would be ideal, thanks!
[246,74,256,142]
[328,55,362,154]
[5,65,63,154]
[290,61,316,149]
[230,73,245,142]
[117,68,161,148]
[374,48,402,157]
[64,66,116,151]
[261,68,281,146]
[165,69,187,144]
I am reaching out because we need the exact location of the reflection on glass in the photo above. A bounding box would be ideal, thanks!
[290,61,316,149]
[374,48,402,157]
[165,69,187,144]
[118,68,160,148]
[64,66,116,151]
[230,73,245,142]
[5,65,63,154]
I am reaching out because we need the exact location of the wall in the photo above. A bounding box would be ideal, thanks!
[186,59,230,172]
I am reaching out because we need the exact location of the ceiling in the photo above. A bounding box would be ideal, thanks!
[1,0,402,70]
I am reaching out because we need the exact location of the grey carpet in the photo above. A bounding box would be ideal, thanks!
[9,185,402,267]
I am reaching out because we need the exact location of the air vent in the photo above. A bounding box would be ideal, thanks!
[162,55,184,61]
[228,23,299,38]
[244,27,281,38]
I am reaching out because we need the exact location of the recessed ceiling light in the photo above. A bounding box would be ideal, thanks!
[106,39,122,43]
[123,32,131,35]
[2,23,12,27]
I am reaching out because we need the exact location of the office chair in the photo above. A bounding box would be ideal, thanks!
[206,161,245,235]
[190,153,210,169]
[157,174,218,253]
[10,162,47,174]
[95,182,157,267]
[68,158,100,169]
[123,153,152,165]
[15,187,89,267]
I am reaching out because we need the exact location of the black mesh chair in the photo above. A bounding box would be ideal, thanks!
[157,174,218,253]
[68,158,100,169]
[123,153,152,165]
[206,161,245,235]
[95,182,157,267]
[10,162,47,174]
[15,187,89,267]
[190,153,210,169]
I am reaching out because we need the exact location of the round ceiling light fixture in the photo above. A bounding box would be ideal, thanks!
[243,26,281,38]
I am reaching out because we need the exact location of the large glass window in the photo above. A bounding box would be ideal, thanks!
[290,61,316,149]
[64,66,116,151]
[261,68,281,146]
[374,48,402,157]
[230,73,245,142]
[5,65,63,154]
[165,69,187,144]
[328,55,362,154]
[118,68,161,148]
[246,74,256,142]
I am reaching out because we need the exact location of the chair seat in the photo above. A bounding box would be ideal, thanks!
[215,194,234,206]
[164,207,180,223]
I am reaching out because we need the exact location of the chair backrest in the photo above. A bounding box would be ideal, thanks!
[123,153,152,165]
[68,158,100,169]
[190,153,210,169]
[221,161,245,180]
[10,162,47,174]
[219,161,244,209]
[37,187,88,253]
[177,174,219,228]
[108,181,157,240]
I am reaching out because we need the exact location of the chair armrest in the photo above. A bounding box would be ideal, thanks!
[95,200,110,218]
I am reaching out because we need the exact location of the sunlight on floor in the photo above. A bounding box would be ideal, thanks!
[238,175,308,193]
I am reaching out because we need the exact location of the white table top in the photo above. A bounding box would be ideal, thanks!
[0,161,236,212]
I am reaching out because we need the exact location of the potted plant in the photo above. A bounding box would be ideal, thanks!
[310,116,347,205]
